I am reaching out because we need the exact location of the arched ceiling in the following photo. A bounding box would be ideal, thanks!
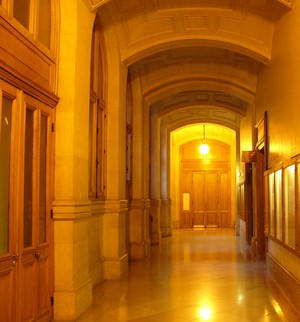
[92,0,294,131]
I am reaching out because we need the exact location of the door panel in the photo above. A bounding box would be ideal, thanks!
[194,211,205,227]
[192,173,206,226]
[37,255,50,319]
[207,212,218,227]
[21,95,53,322]
[0,85,18,322]
[206,173,219,227]
[21,104,38,321]
[0,265,16,322]
[22,256,36,322]
[206,173,218,211]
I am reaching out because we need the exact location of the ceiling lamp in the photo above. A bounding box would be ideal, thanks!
[198,125,209,155]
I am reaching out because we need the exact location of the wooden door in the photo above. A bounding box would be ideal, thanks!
[244,163,253,243]
[0,83,18,322]
[0,83,54,322]
[20,95,54,322]
[192,173,206,227]
[206,173,219,227]
[192,172,219,228]
[219,172,231,227]
[254,149,266,256]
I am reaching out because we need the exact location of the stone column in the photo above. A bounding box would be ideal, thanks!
[150,114,162,244]
[103,200,128,279]
[128,199,151,258]
[150,199,162,244]
[160,122,172,236]
[161,199,172,236]
[53,2,94,320]
[53,201,92,320]
[127,66,151,258]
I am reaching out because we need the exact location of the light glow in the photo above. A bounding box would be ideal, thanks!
[199,143,209,155]
[271,299,285,317]
[198,307,212,320]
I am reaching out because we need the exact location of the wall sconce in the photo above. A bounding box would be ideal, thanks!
[198,125,209,155]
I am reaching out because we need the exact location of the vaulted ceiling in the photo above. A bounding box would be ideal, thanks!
[86,0,294,130]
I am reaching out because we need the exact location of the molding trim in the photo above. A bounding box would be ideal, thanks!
[52,200,91,220]
[84,0,110,11]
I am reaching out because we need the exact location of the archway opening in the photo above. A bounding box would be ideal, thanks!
[170,123,237,229]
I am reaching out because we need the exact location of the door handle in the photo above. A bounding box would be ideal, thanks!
[12,253,19,266]
[35,251,41,260]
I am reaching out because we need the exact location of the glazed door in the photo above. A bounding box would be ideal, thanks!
[20,95,54,322]
[0,85,18,322]
[0,82,54,322]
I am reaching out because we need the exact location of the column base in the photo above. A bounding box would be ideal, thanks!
[161,225,172,237]
[151,231,162,244]
[130,239,151,259]
[104,253,128,279]
[53,279,92,321]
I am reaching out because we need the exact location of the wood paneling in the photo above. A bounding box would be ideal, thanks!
[0,267,15,321]
[180,140,231,228]
[0,17,58,106]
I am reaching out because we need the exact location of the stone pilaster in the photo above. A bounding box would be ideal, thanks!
[128,199,151,259]
[150,199,162,244]
[103,200,129,279]
[53,200,92,320]
[161,199,172,237]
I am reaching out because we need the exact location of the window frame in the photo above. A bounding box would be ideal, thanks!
[88,16,107,200]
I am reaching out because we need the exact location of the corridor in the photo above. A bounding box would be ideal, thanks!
[74,229,289,322]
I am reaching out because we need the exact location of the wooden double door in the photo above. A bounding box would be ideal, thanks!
[181,171,230,228]
[0,81,54,321]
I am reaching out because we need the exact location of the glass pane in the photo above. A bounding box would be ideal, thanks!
[283,165,295,248]
[0,97,12,255]
[38,0,51,48]
[269,173,275,237]
[39,115,47,243]
[24,109,34,248]
[13,0,30,29]
[275,169,282,241]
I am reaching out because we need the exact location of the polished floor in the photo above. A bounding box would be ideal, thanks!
[76,228,289,321]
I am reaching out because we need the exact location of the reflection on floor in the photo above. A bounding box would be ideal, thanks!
[76,228,289,321]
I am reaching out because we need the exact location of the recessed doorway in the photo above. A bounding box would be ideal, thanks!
[170,124,236,229]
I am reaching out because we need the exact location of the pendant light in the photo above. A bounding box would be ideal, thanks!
[199,125,209,155]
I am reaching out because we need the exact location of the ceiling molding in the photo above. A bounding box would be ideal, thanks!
[277,0,295,8]
[84,0,110,11]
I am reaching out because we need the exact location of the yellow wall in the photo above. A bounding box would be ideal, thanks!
[256,2,300,166]
[254,2,300,311]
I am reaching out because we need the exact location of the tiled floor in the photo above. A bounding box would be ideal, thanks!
[76,228,289,321]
